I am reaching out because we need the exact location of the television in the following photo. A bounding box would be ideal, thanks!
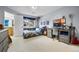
[53,18,66,27]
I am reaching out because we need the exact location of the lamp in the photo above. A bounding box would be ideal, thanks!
[69,14,73,26]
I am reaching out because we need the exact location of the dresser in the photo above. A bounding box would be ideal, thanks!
[58,29,71,44]
[0,29,10,52]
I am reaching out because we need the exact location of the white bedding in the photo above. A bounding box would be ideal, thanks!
[23,30,36,34]
[23,28,41,34]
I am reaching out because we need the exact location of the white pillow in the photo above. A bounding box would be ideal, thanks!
[36,28,41,32]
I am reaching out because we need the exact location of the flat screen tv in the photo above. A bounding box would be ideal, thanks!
[53,23,61,27]
[53,18,66,27]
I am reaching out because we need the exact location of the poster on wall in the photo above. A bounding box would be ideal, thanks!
[41,22,42,25]
[43,21,45,25]
[23,16,37,28]
[41,20,49,26]
[4,19,9,26]
[46,21,49,25]
[23,19,35,28]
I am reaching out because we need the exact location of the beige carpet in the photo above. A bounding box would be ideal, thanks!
[8,36,79,52]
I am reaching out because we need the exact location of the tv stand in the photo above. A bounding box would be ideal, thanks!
[58,29,71,44]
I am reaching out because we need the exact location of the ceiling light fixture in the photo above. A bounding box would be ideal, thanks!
[31,6,37,9]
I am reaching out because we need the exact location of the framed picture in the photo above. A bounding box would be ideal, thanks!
[23,19,35,28]
[46,21,49,25]
[43,21,45,25]
[4,19,9,26]
[41,22,42,25]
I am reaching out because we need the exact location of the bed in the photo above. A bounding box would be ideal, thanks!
[23,28,42,39]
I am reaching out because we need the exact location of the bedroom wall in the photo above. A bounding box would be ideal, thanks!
[14,15,23,36]
[14,15,39,36]
[39,6,79,32]
[0,7,4,24]
[1,7,24,36]
[0,6,39,36]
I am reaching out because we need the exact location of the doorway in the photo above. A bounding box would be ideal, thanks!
[4,11,14,36]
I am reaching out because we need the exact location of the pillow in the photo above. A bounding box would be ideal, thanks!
[36,28,41,32]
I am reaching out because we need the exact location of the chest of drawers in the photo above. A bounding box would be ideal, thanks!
[0,29,9,52]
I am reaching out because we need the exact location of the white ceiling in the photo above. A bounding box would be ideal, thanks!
[7,6,63,16]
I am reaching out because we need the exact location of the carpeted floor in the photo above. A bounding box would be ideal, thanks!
[8,36,79,52]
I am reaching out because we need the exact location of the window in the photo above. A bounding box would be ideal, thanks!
[4,11,14,28]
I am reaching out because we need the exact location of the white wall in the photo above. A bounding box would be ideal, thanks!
[39,6,79,31]
[0,6,39,36]
[14,15,23,36]
[14,15,39,36]
[0,7,4,24]
[39,16,53,28]
[4,11,14,27]
[0,6,23,36]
